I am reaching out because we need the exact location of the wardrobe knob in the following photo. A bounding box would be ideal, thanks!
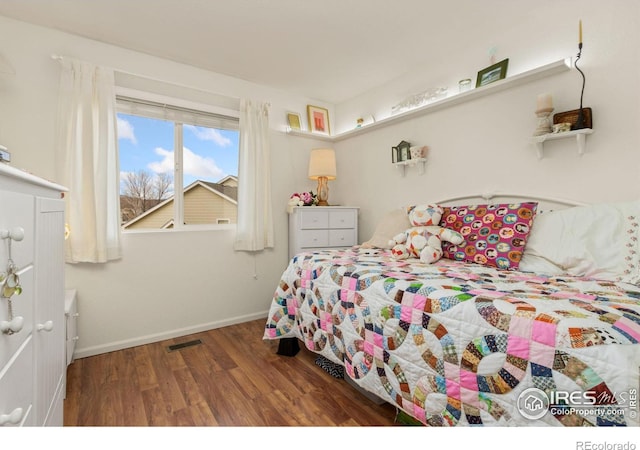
[36,320,54,332]
[0,407,23,426]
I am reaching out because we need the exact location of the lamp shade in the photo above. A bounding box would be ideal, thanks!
[308,148,337,180]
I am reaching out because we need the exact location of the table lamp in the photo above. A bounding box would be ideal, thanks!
[308,148,336,206]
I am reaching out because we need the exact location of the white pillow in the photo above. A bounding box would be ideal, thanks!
[361,207,410,249]
[520,200,640,284]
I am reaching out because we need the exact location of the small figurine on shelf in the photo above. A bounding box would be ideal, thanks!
[356,118,364,128]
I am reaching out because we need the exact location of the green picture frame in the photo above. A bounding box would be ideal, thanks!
[476,58,509,88]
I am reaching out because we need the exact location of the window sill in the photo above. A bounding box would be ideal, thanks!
[122,224,236,234]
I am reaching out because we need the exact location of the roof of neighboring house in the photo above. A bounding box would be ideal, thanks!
[121,176,238,228]
[200,181,237,202]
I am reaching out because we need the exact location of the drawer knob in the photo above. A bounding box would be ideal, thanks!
[36,320,54,332]
[0,407,23,426]
[0,316,24,334]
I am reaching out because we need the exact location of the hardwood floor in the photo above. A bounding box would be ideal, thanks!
[63,318,397,426]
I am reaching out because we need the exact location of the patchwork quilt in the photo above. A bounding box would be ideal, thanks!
[263,247,640,426]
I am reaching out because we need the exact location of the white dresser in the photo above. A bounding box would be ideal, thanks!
[0,164,66,427]
[288,206,358,259]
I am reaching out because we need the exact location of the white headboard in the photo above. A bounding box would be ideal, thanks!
[433,192,588,213]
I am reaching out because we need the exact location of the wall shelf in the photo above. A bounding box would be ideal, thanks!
[532,128,593,159]
[286,57,572,143]
[393,158,426,176]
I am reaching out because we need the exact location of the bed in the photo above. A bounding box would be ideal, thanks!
[263,194,640,426]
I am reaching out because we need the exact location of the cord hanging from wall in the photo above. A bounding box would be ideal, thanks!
[554,20,593,130]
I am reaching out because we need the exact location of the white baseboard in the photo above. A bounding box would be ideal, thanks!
[72,310,269,359]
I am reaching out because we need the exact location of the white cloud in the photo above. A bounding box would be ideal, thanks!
[148,146,224,181]
[117,117,137,144]
[185,124,231,147]
[148,147,174,174]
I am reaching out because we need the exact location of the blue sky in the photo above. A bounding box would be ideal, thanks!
[116,113,239,193]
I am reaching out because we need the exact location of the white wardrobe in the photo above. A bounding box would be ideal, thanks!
[0,164,66,427]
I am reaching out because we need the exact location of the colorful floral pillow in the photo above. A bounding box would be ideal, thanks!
[440,202,538,270]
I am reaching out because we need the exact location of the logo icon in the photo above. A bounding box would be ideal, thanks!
[517,387,550,420]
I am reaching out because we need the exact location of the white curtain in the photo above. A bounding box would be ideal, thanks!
[55,59,122,263]
[234,99,274,251]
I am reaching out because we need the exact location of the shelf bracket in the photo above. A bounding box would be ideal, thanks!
[532,128,593,159]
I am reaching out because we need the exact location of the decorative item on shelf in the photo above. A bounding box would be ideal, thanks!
[476,58,509,88]
[458,78,472,92]
[573,20,590,130]
[307,105,330,135]
[287,191,318,213]
[552,122,572,134]
[533,93,554,136]
[286,112,302,131]
[553,108,592,130]
[410,145,427,159]
[391,87,447,115]
[355,115,375,129]
[392,140,411,163]
[308,148,336,206]
[553,20,593,131]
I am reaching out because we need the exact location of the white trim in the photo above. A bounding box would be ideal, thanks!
[73,311,269,359]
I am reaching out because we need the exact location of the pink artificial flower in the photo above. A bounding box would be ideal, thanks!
[300,192,312,204]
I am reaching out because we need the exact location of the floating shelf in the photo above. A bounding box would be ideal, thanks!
[532,128,593,159]
[286,58,572,143]
[393,158,427,176]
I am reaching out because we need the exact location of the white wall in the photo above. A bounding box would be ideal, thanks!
[330,0,640,244]
[0,15,327,357]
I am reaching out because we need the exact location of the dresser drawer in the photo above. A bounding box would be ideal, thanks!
[0,337,34,427]
[329,210,356,229]
[289,206,359,259]
[298,229,329,248]
[299,210,329,229]
[0,267,34,369]
[329,229,356,247]
[0,191,35,270]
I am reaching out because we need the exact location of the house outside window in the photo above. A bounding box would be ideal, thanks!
[116,94,240,231]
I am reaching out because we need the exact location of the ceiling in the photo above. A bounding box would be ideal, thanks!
[0,0,536,104]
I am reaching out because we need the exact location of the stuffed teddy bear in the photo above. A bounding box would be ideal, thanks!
[388,204,464,264]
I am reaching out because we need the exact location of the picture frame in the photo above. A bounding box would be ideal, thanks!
[286,112,302,130]
[307,105,330,135]
[476,58,509,88]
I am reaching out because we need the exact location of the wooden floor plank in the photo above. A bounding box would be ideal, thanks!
[64,318,397,426]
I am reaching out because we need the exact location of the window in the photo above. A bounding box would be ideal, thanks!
[116,95,240,231]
